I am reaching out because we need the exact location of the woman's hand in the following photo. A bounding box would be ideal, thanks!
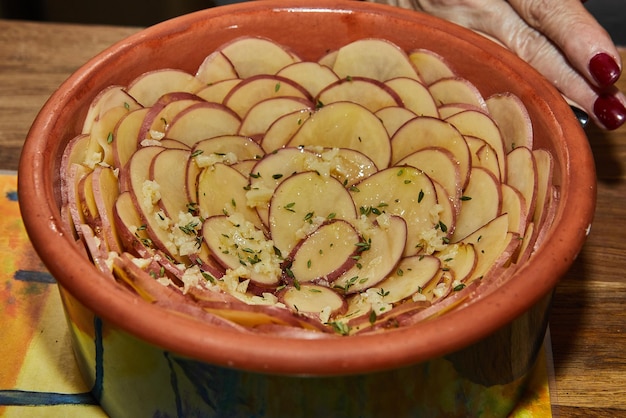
[369,0,626,130]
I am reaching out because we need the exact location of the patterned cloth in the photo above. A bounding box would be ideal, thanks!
[0,171,553,417]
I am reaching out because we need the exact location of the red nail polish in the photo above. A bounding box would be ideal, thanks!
[594,94,626,130]
[589,53,621,88]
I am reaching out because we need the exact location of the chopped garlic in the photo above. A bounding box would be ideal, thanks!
[141,180,161,209]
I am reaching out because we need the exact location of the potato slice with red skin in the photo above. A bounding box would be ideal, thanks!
[82,85,142,134]
[78,171,98,227]
[396,146,462,211]
[331,215,407,295]
[64,162,91,238]
[436,242,477,284]
[260,108,312,153]
[384,77,439,118]
[408,48,456,85]
[202,215,281,287]
[460,213,514,283]
[506,146,538,225]
[452,167,502,242]
[269,171,357,256]
[532,149,554,226]
[277,284,348,321]
[239,96,313,140]
[196,163,263,230]
[376,254,441,304]
[150,148,191,219]
[165,102,242,147]
[113,191,154,258]
[350,166,439,256]
[85,106,132,167]
[92,165,123,253]
[501,183,528,235]
[126,69,205,107]
[112,108,149,170]
[428,77,487,111]
[276,61,340,97]
[288,101,391,169]
[195,50,238,84]
[316,76,403,112]
[445,109,507,181]
[331,38,420,81]
[138,92,205,141]
[125,146,189,262]
[437,103,486,119]
[218,36,301,79]
[390,116,470,188]
[285,219,361,284]
[223,74,311,118]
[465,136,502,182]
[195,79,242,103]
[486,92,533,152]
[375,106,417,137]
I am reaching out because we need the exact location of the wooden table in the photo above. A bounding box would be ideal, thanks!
[1,18,625,417]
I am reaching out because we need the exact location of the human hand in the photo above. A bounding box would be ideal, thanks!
[369,0,626,130]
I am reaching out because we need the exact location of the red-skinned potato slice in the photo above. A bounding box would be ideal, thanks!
[331,38,420,81]
[269,171,357,256]
[506,146,538,225]
[239,96,313,139]
[452,167,502,242]
[60,134,90,233]
[438,102,487,119]
[260,109,312,153]
[501,183,528,235]
[331,215,407,294]
[376,254,441,304]
[428,77,487,111]
[390,116,471,188]
[286,219,361,284]
[436,242,477,284]
[202,215,281,287]
[150,148,191,219]
[78,171,98,227]
[113,108,149,169]
[92,165,123,253]
[113,191,155,258]
[465,136,502,182]
[126,69,205,107]
[396,146,462,210]
[165,102,241,147]
[218,36,301,78]
[288,101,391,169]
[384,77,439,117]
[196,163,263,230]
[85,106,132,167]
[532,149,554,226]
[195,79,242,103]
[460,213,514,283]
[445,109,507,180]
[375,106,417,137]
[316,76,403,112]
[126,146,187,262]
[138,92,205,141]
[82,85,142,134]
[65,163,91,237]
[350,166,439,256]
[277,284,348,321]
[408,48,456,85]
[195,50,238,84]
[276,61,340,97]
[486,92,533,152]
[223,74,311,118]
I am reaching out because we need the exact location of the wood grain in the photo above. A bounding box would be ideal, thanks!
[0,18,625,416]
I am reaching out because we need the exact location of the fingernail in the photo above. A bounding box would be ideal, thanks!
[589,53,621,88]
[570,105,589,128]
[593,94,626,130]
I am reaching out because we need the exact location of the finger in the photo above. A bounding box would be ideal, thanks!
[507,0,621,89]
